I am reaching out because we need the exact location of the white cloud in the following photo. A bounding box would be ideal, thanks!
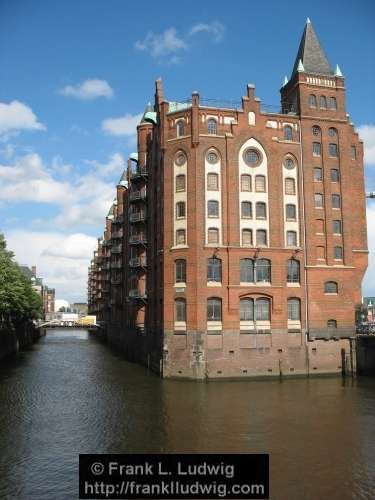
[135,21,225,63]
[6,230,97,302]
[188,21,225,42]
[59,79,114,100]
[357,124,375,166]
[363,204,375,296]
[0,152,117,228]
[0,100,45,136]
[102,113,142,136]
[135,27,187,60]
[85,152,125,177]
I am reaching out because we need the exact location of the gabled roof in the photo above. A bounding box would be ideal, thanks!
[291,18,333,78]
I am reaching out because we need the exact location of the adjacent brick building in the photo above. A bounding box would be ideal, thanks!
[88,19,367,379]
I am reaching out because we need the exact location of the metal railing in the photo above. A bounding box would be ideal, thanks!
[129,190,147,202]
[357,323,375,335]
[129,211,146,223]
[129,256,147,267]
[130,166,148,179]
[111,245,122,254]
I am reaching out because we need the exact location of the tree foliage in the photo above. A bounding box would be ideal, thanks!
[0,233,43,329]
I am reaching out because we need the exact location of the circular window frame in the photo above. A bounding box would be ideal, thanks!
[284,157,295,170]
[175,153,186,166]
[206,150,219,164]
[243,148,262,167]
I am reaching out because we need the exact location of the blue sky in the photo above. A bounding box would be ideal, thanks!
[0,0,374,302]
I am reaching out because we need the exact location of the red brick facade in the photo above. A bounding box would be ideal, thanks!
[88,21,367,379]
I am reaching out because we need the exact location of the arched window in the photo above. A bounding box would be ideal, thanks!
[240,259,254,283]
[207,200,219,217]
[207,173,219,190]
[176,174,186,192]
[175,259,186,283]
[287,259,300,283]
[320,96,327,109]
[176,120,184,137]
[256,230,267,247]
[207,118,217,135]
[327,319,337,328]
[176,201,186,219]
[309,94,317,107]
[285,177,296,195]
[240,299,254,321]
[207,257,222,282]
[207,228,219,244]
[256,202,267,219]
[312,125,321,136]
[332,194,341,208]
[287,230,297,246]
[241,174,251,191]
[284,125,293,141]
[286,204,296,220]
[329,97,337,110]
[331,169,340,182]
[315,193,324,208]
[242,229,253,247]
[325,281,338,293]
[328,127,337,137]
[207,297,222,321]
[256,259,271,282]
[176,229,186,245]
[288,298,301,320]
[175,298,186,322]
[241,201,252,219]
[255,298,270,320]
[255,175,266,192]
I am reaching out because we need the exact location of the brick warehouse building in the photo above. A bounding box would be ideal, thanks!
[88,19,368,379]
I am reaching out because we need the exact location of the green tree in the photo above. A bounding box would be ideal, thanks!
[0,234,43,331]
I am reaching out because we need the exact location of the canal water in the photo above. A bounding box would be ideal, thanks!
[0,329,374,500]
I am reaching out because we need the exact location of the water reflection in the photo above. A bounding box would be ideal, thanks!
[0,329,374,499]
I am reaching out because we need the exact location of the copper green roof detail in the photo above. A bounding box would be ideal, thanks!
[291,19,333,77]
[297,59,305,72]
[107,204,115,219]
[140,102,155,124]
[117,169,128,187]
[143,111,157,124]
[129,152,138,162]
[334,64,343,77]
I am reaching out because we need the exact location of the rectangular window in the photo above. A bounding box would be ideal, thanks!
[175,300,186,322]
[255,175,266,192]
[331,169,340,182]
[242,229,252,247]
[207,173,219,190]
[286,204,296,220]
[332,194,341,209]
[241,174,251,192]
[314,193,324,208]
[314,167,323,181]
[176,175,185,192]
[207,299,221,321]
[313,142,321,156]
[241,201,252,219]
[333,220,342,234]
[256,202,267,219]
[285,178,296,195]
[176,202,185,218]
[255,299,270,321]
[351,146,357,160]
[287,231,297,246]
[176,229,186,245]
[208,228,219,244]
[329,143,339,157]
[207,200,219,217]
[256,230,267,246]
[334,246,343,259]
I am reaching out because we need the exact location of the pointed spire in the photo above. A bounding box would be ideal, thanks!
[283,75,289,86]
[334,64,343,77]
[297,59,305,72]
[291,19,333,78]
[140,102,154,123]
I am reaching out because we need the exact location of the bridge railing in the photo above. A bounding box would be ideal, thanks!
[356,323,375,335]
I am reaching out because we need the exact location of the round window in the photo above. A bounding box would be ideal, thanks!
[284,158,295,170]
[206,151,219,164]
[175,153,186,166]
[243,148,262,167]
